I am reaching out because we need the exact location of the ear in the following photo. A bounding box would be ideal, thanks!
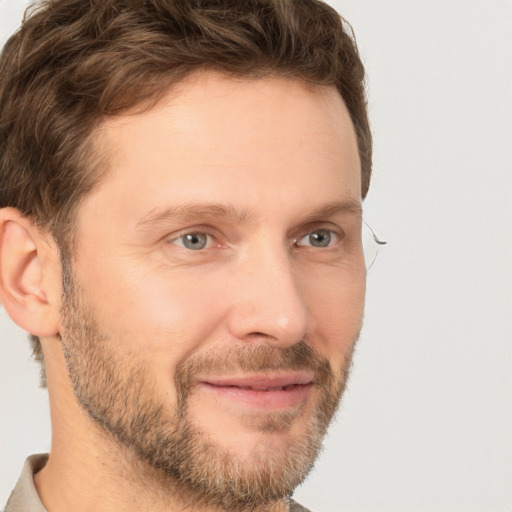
[0,208,61,337]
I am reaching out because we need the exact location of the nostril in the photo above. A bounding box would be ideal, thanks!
[245,331,272,340]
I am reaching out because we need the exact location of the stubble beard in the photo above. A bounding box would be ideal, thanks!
[59,258,356,511]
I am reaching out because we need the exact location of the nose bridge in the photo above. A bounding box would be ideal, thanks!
[227,240,308,346]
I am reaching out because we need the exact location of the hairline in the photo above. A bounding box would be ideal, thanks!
[57,70,362,257]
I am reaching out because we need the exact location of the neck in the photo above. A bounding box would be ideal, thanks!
[35,431,291,512]
[37,346,292,512]
[37,391,290,511]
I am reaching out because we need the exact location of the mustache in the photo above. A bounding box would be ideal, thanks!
[174,340,336,401]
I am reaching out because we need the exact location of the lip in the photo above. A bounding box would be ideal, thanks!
[197,372,314,410]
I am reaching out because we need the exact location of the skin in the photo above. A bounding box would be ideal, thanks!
[0,72,365,511]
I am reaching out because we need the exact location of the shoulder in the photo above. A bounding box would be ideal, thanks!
[289,499,313,512]
[4,455,48,512]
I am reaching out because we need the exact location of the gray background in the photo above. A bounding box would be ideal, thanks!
[1,0,511,510]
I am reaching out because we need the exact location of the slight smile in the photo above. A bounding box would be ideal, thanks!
[198,372,315,410]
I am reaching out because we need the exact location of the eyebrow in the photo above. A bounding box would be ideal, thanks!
[305,200,362,222]
[136,203,256,231]
[135,199,362,231]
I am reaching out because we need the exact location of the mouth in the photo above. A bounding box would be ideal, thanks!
[198,372,314,410]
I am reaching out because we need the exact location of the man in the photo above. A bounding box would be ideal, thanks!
[0,0,375,510]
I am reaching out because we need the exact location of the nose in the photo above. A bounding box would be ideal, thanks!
[226,244,308,347]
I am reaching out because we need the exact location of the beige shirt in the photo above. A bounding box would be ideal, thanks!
[4,455,48,512]
[4,454,311,512]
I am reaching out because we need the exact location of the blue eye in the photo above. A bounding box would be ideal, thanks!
[172,232,212,250]
[296,229,338,248]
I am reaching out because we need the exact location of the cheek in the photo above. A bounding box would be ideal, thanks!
[79,259,228,363]
[303,271,365,366]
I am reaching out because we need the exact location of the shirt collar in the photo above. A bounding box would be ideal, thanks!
[4,454,48,512]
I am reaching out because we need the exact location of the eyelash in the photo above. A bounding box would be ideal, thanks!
[170,231,218,250]
[293,229,341,248]
[169,227,343,251]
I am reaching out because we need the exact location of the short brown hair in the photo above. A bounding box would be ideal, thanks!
[0,0,372,385]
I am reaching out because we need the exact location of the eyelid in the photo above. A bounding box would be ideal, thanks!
[167,226,221,248]
[293,227,343,248]
[171,232,212,249]
[165,223,345,249]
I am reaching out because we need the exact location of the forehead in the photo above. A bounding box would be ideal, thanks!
[81,72,361,233]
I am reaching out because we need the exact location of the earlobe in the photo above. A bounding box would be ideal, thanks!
[0,208,60,337]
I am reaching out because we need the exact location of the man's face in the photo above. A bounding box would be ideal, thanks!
[60,73,365,509]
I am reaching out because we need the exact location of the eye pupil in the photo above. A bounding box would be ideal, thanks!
[183,233,208,250]
[309,230,331,247]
